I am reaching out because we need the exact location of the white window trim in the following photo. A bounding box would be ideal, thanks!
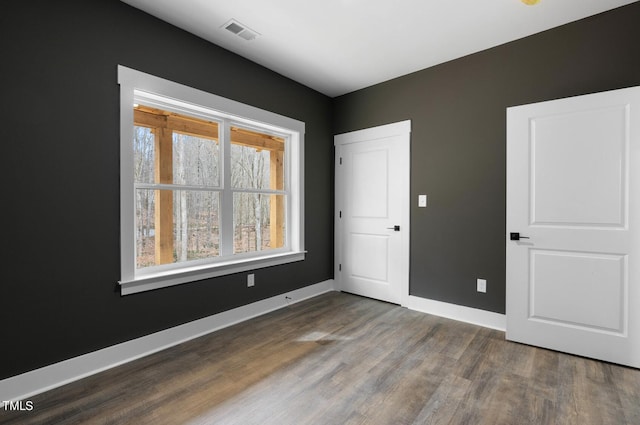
[117,65,305,295]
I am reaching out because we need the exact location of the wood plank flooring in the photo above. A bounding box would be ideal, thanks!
[2,292,639,424]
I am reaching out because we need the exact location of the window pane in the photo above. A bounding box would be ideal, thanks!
[133,126,155,184]
[133,104,220,186]
[136,189,220,269]
[234,193,286,254]
[173,132,219,187]
[231,126,285,190]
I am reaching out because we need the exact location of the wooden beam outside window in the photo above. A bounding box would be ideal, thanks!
[270,150,285,248]
[231,127,284,152]
[153,127,174,265]
[134,108,219,141]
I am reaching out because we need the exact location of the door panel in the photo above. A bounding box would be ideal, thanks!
[351,148,389,218]
[350,233,389,282]
[531,105,627,226]
[506,86,640,368]
[530,249,625,333]
[335,121,410,305]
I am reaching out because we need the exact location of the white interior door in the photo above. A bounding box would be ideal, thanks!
[334,121,410,305]
[506,86,640,368]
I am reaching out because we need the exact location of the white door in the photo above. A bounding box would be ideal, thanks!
[334,121,410,305]
[506,86,640,368]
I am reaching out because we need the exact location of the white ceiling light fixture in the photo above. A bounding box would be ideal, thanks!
[222,19,260,41]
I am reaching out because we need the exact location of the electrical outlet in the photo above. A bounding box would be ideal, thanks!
[477,278,487,293]
[247,274,255,287]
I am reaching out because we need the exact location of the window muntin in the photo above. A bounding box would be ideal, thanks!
[118,65,305,294]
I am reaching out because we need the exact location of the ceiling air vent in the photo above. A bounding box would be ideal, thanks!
[222,19,259,41]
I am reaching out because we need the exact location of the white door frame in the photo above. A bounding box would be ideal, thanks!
[334,120,411,306]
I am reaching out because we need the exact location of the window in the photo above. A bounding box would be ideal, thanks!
[118,66,305,295]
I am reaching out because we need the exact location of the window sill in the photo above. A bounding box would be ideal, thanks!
[119,251,306,295]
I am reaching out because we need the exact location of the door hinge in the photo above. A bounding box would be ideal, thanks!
[339,264,342,271]
[340,157,343,165]
[339,211,342,218]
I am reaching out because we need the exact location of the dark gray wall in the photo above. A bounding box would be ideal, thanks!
[1,0,333,379]
[3,0,640,382]
[333,2,640,314]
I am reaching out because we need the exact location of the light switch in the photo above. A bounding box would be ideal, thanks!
[418,194,427,207]
[477,278,487,293]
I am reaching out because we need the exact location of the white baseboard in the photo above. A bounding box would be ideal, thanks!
[0,280,336,402]
[407,295,506,331]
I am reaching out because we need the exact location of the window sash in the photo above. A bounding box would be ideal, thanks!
[131,105,292,267]
[118,65,305,295]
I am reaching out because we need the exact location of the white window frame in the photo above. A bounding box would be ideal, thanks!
[118,65,305,295]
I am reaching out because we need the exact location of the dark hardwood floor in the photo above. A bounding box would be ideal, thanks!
[2,292,639,424]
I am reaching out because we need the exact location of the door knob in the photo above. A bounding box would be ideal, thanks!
[387,225,401,231]
[510,232,529,241]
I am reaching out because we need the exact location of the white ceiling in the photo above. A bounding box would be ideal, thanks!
[121,0,638,97]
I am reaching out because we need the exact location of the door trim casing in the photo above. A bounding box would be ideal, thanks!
[334,120,411,306]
